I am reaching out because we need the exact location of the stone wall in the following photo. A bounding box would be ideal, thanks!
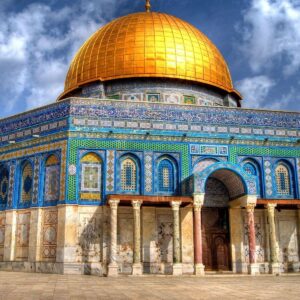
[0,205,298,275]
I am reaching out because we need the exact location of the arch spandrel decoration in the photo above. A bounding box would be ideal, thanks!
[194,162,257,198]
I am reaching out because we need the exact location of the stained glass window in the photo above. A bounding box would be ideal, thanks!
[121,158,137,191]
[45,155,60,201]
[0,167,9,204]
[275,164,291,195]
[21,162,33,203]
[158,159,175,193]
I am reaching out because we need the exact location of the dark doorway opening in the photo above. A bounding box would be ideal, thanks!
[202,207,231,271]
[202,176,231,271]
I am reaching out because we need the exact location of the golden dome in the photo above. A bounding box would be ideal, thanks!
[59,12,240,100]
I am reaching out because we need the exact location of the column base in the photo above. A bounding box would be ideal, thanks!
[172,263,183,276]
[107,263,119,276]
[269,263,281,275]
[132,263,143,275]
[194,263,205,276]
[248,263,260,276]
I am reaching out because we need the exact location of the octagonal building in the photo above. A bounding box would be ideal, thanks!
[0,5,300,276]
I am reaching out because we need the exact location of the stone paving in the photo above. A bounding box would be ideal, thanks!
[0,272,299,300]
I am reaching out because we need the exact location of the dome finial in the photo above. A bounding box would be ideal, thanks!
[145,0,151,12]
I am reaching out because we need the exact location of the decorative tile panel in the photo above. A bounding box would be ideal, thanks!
[144,152,153,193]
[32,156,40,205]
[106,150,115,192]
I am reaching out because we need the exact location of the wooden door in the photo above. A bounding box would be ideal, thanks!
[202,208,231,271]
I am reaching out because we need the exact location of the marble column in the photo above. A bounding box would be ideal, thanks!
[265,203,280,274]
[193,194,205,275]
[108,199,120,276]
[246,204,259,275]
[171,201,182,275]
[132,200,143,275]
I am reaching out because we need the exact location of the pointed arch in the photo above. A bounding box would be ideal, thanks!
[0,165,9,206]
[156,155,178,194]
[274,160,294,196]
[194,162,257,198]
[241,158,262,198]
[119,154,140,194]
[20,160,33,205]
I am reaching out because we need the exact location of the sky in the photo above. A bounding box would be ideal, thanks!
[0,0,299,118]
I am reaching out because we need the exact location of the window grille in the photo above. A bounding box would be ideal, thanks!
[275,164,291,195]
[158,159,174,192]
[121,158,137,191]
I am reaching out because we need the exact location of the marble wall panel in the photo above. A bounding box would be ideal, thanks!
[0,212,5,261]
[77,210,102,263]
[180,207,194,273]
[277,210,299,272]
[117,207,133,274]
[42,209,58,261]
[16,212,30,260]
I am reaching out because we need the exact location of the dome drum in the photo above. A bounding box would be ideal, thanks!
[66,78,240,107]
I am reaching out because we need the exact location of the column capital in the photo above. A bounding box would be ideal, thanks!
[132,200,142,209]
[246,203,256,213]
[170,201,181,210]
[109,199,120,209]
[193,195,204,209]
[265,203,277,211]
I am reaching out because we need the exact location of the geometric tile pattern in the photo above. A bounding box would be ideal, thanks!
[106,150,115,192]
[263,158,273,197]
[32,156,40,205]
[144,152,153,193]
[7,163,15,208]
[193,158,218,173]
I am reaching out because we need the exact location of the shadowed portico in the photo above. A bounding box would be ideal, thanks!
[193,162,259,275]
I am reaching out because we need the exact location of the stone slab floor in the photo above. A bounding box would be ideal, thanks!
[0,272,299,300]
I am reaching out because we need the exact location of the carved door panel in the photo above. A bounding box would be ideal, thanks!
[202,208,231,271]
[212,234,229,270]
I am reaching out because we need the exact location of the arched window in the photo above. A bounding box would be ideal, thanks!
[44,155,60,202]
[21,162,33,203]
[80,153,102,201]
[275,164,291,195]
[121,158,137,192]
[242,160,262,197]
[158,159,175,193]
[0,167,9,205]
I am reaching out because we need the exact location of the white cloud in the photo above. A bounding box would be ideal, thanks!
[0,0,119,117]
[240,0,300,75]
[236,75,275,108]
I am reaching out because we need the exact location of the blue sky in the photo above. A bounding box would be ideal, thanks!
[0,0,299,118]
